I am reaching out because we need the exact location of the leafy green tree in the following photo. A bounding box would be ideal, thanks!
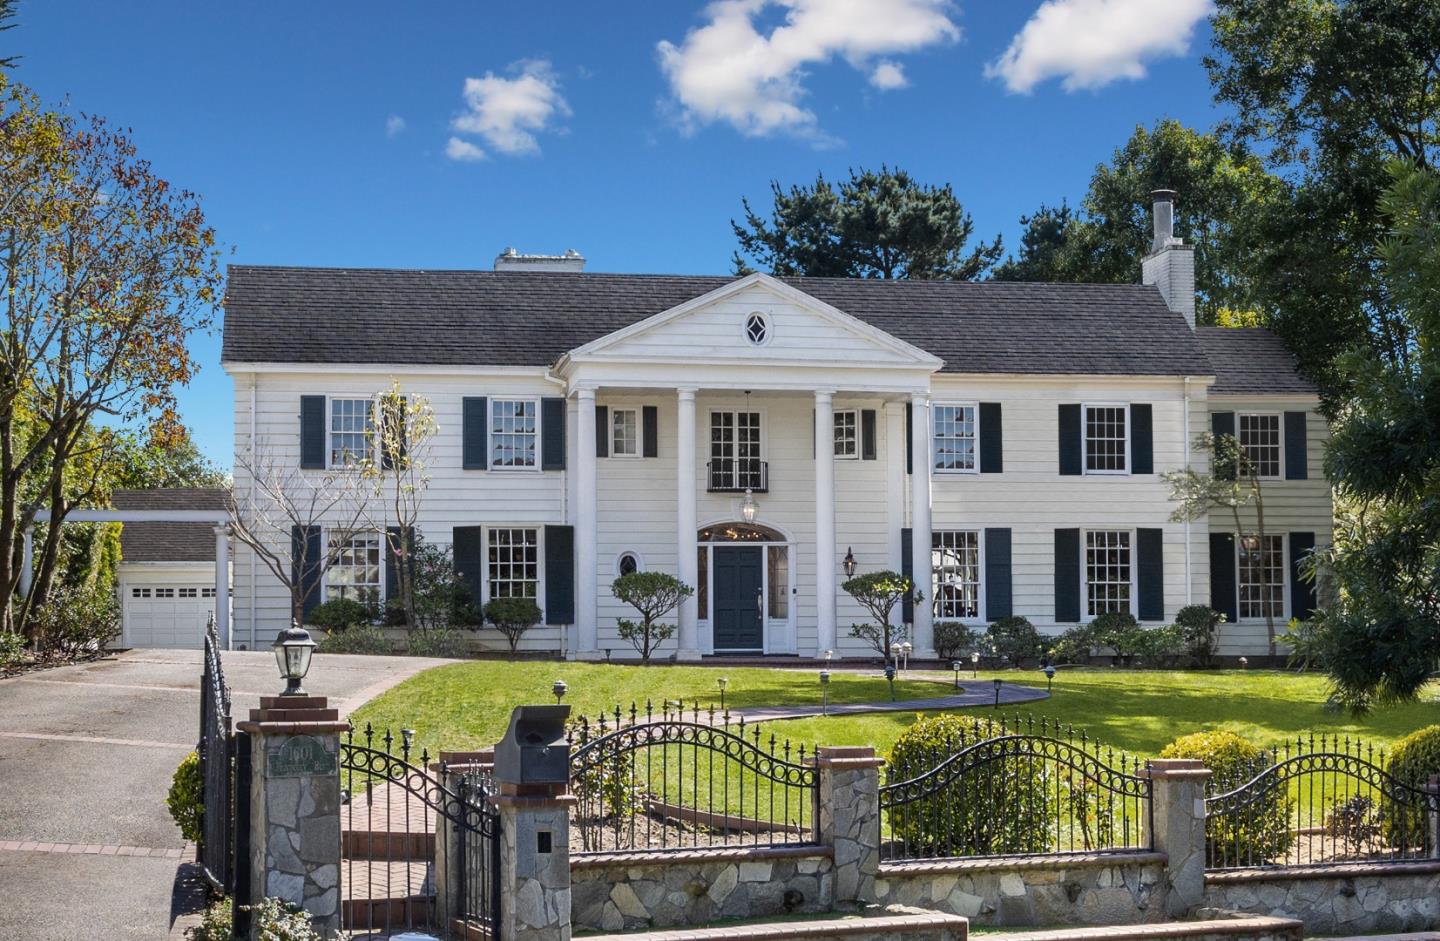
[732,166,1001,280]
[990,203,1074,283]
[843,570,913,665]
[612,571,692,661]
[0,0,19,71]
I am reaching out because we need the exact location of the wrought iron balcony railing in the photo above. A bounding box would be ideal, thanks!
[706,459,768,493]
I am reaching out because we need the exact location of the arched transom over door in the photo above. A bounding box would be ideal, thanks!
[697,523,793,655]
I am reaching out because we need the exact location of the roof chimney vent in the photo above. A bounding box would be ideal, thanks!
[1141,188,1195,330]
[493,247,585,273]
[1150,189,1180,253]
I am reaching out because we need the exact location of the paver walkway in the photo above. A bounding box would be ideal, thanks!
[722,674,1047,722]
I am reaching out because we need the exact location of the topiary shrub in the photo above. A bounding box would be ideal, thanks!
[886,713,1052,856]
[1174,604,1224,667]
[933,622,980,661]
[305,597,373,632]
[315,624,391,655]
[484,596,543,653]
[1088,612,1142,664]
[1384,725,1440,849]
[167,751,204,843]
[1049,624,1096,664]
[1160,730,1293,865]
[986,616,1044,667]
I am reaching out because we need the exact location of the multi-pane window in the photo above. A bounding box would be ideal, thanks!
[330,398,374,467]
[1238,534,1285,620]
[933,404,977,472]
[1085,406,1128,473]
[932,530,981,619]
[132,587,151,598]
[1085,530,1132,616]
[490,399,537,469]
[488,528,539,600]
[202,587,217,598]
[179,588,198,599]
[833,410,858,459]
[612,408,639,457]
[326,531,382,604]
[1238,414,1282,478]
[767,546,789,618]
[710,411,763,489]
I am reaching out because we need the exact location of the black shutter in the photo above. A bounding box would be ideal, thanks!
[384,526,413,603]
[861,409,877,461]
[595,405,609,458]
[452,527,484,607]
[462,397,488,470]
[1209,532,1238,623]
[1136,528,1164,621]
[984,528,1012,621]
[980,403,1003,474]
[291,525,323,622]
[900,527,914,624]
[1212,412,1236,480]
[1290,532,1317,619]
[905,403,913,475]
[381,395,407,470]
[643,406,659,458]
[1058,404,1082,475]
[544,525,575,625]
[1284,412,1308,480]
[1131,404,1153,474]
[541,397,566,470]
[1054,529,1080,623]
[300,396,326,469]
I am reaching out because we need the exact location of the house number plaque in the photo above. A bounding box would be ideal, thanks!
[267,735,337,777]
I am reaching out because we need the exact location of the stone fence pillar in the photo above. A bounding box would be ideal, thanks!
[496,780,574,941]
[814,745,884,906]
[434,749,496,930]
[1428,775,1440,859]
[236,695,349,939]
[1143,758,1212,918]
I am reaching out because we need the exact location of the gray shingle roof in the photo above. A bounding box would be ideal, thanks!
[1194,327,1316,396]
[113,489,229,563]
[221,266,1219,378]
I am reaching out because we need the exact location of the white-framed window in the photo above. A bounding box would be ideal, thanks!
[330,397,374,468]
[1238,413,1282,479]
[611,408,639,458]
[488,527,539,600]
[1084,404,1129,474]
[709,409,764,489]
[1085,529,1133,617]
[932,530,982,620]
[933,403,978,473]
[1238,534,1286,620]
[615,551,642,577]
[833,409,858,459]
[326,530,383,604]
[767,545,790,619]
[490,398,538,469]
[744,311,771,346]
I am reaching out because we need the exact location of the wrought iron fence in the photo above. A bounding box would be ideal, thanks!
[878,714,1153,861]
[198,613,233,892]
[568,702,818,855]
[1204,734,1440,870]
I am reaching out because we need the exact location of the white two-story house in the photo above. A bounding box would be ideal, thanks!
[221,193,1332,659]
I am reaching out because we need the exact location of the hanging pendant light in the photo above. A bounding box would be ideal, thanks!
[741,488,757,524]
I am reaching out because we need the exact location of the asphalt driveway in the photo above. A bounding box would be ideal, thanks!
[0,648,447,940]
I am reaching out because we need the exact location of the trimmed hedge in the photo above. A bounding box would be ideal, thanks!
[167,751,203,844]
[1161,730,1293,865]
[1384,725,1440,847]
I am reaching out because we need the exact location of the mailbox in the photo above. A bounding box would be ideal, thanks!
[494,704,571,785]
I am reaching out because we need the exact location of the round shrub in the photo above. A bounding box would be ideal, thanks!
[305,597,373,632]
[167,751,204,843]
[933,621,980,662]
[1384,725,1440,848]
[886,713,1052,857]
[1160,730,1293,865]
[986,616,1045,667]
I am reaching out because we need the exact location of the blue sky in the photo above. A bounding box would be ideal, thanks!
[14,0,1223,468]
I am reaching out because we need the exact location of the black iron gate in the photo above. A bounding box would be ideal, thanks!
[198,613,233,890]
[339,724,501,939]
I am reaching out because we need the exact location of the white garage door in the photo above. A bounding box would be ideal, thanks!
[125,584,216,649]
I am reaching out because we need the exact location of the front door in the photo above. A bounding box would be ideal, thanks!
[712,545,764,651]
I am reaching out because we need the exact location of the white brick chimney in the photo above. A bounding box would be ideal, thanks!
[493,247,586,273]
[1141,189,1196,329]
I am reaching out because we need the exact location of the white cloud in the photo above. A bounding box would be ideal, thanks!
[657,0,958,139]
[445,136,486,162]
[450,59,570,157]
[987,0,1212,94]
[869,61,908,90]
[385,114,407,137]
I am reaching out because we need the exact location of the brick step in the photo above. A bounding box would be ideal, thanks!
[983,917,1303,941]
[578,906,966,941]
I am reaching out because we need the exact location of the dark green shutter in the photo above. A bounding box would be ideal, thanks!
[984,528,1012,620]
[381,395,407,470]
[642,406,658,458]
[1209,532,1237,623]
[595,405,609,458]
[1212,412,1236,480]
[1058,405,1082,475]
[1284,412,1308,480]
[300,396,326,469]
[384,526,412,603]
[1131,404,1153,474]
[861,409,877,461]
[291,525,323,621]
[980,403,1003,473]
[452,527,484,607]
[1290,532,1316,619]
[900,527,914,624]
[544,525,575,625]
[541,397,566,470]
[1136,528,1164,621]
[462,397,488,470]
[1054,529,1080,623]
[905,403,913,475]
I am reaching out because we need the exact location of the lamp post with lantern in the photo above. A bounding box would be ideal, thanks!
[272,620,318,696]
[971,649,980,678]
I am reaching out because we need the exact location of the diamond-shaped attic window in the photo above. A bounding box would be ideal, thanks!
[745,313,769,345]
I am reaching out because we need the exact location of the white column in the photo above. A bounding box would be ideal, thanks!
[910,393,935,657]
[884,401,905,573]
[213,526,231,649]
[19,528,32,598]
[676,388,701,659]
[815,391,837,656]
[576,388,599,657]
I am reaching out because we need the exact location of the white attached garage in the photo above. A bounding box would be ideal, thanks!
[112,489,231,649]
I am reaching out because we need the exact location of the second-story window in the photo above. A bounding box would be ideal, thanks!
[1238,414,1282,478]
[833,410,858,459]
[1084,405,1128,473]
[330,398,374,467]
[934,404,977,472]
[490,399,537,469]
[710,410,763,490]
[612,408,639,457]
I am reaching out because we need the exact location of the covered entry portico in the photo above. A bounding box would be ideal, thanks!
[698,522,792,655]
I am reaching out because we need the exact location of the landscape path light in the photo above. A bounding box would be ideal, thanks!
[993,677,1004,709]
[952,659,962,690]
[717,675,728,713]
[1043,664,1057,694]
[272,619,318,697]
[819,669,831,716]
[971,649,980,678]
[553,679,568,704]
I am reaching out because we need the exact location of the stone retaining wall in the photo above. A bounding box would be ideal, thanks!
[874,852,1169,927]
[570,846,836,931]
[1203,861,1440,935]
